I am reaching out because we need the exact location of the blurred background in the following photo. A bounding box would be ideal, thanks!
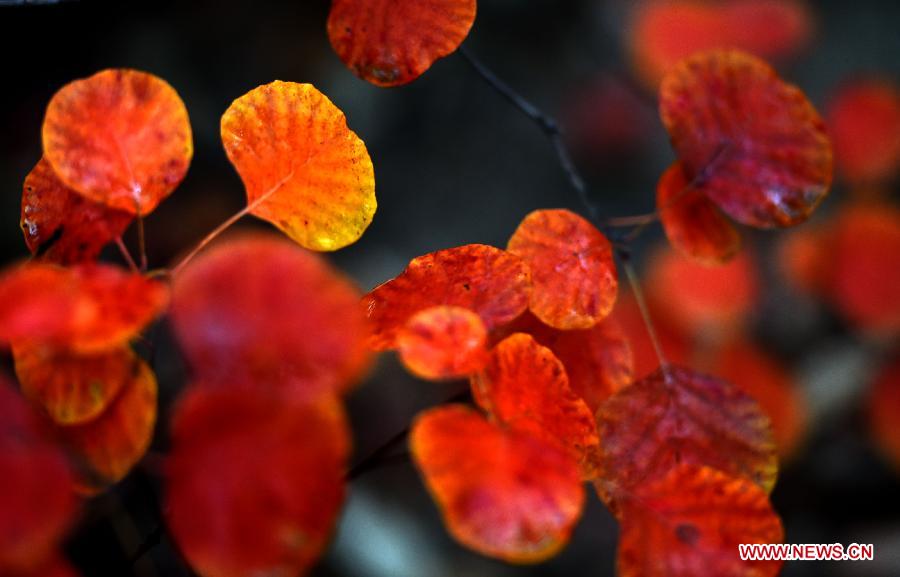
[1,0,899,576]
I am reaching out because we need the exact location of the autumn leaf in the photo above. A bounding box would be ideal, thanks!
[220,81,376,251]
[328,0,477,87]
[397,305,488,380]
[166,385,350,577]
[507,209,617,329]
[0,381,75,574]
[363,244,531,350]
[660,49,832,228]
[596,366,777,499]
[410,405,584,563]
[42,69,192,216]
[657,161,741,265]
[21,158,133,264]
[614,463,784,577]
[171,234,370,396]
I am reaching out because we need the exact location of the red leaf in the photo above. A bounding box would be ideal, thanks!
[397,305,488,380]
[42,69,193,216]
[660,49,832,228]
[363,244,531,350]
[657,161,741,265]
[21,158,133,264]
[410,404,584,563]
[507,209,617,330]
[614,463,784,577]
[471,333,601,478]
[171,234,370,396]
[328,0,476,87]
[166,386,350,577]
[596,366,777,498]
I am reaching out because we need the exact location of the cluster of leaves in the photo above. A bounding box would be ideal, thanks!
[4,1,896,576]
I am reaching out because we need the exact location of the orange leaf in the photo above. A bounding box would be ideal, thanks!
[713,341,809,460]
[0,381,75,574]
[21,158,133,264]
[507,209,617,329]
[56,354,156,492]
[630,0,812,89]
[13,344,137,425]
[472,333,601,478]
[645,245,759,340]
[221,81,376,251]
[828,79,900,184]
[166,386,350,577]
[410,405,584,563]
[614,463,784,577]
[660,49,832,228]
[363,244,531,350]
[657,161,741,265]
[42,69,192,216]
[869,356,900,471]
[596,366,777,497]
[328,0,476,87]
[171,234,369,396]
[499,311,634,413]
[397,305,488,380]
[0,263,169,353]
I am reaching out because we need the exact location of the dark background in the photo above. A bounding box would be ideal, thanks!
[1,1,899,576]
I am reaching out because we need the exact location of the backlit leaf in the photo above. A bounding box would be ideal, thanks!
[827,79,900,184]
[397,305,488,380]
[657,161,741,265]
[166,385,349,577]
[171,234,369,396]
[614,463,784,577]
[328,0,476,87]
[0,381,75,573]
[363,244,531,350]
[507,209,617,330]
[410,405,584,563]
[42,69,192,216]
[472,333,601,478]
[221,81,376,251]
[13,344,137,425]
[21,158,133,264]
[630,0,812,89]
[499,311,634,413]
[57,354,156,492]
[660,49,832,228]
[596,366,777,497]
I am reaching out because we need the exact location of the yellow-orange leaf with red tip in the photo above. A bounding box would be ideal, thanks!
[660,49,832,228]
[614,464,784,577]
[507,209,617,330]
[472,333,600,478]
[13,344,137,425]
[57,354,156,492]
[171,234,369,396]
[0,263,168,353]
[42,69,192,216]
[221,81,376,252]
[657,161,741,265]
[166,386,350,577]
[21,158,133,264]
[363,244,531,350]
[499,311,634,413]
[328,0,476,87]
[410,405,584,563]
[596,366,777,498]
[0,381,75,574]
[397,306,488,380]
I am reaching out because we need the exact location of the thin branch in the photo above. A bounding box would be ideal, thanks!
[136,212,148,272]
[602,212,659,228]
[115,236,139,273]
[458,45,599,223]
[619,249,671,380]
[170,205,250,276]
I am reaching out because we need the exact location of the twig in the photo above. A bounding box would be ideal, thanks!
[115,236,139,273]
[620,249,671,380]
[136,212,148,272]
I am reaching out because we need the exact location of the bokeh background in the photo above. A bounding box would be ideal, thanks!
[1,0,899,576]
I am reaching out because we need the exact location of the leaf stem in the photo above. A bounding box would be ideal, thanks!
[136,212,148,272]
[619,249,671,380]
[170,205,251,276]
[115,236,139,273]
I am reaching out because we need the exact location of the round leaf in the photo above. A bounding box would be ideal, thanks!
[397,305,488,380]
